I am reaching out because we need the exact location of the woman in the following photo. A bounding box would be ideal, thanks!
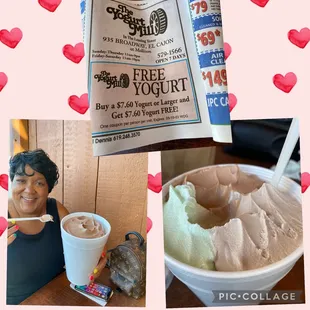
[7,149,107,305]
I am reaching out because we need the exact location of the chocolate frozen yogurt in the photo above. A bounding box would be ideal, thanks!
[163,165,303,272]
[63,215,105,239]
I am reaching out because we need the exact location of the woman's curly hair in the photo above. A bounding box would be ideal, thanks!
[9,149,59,193]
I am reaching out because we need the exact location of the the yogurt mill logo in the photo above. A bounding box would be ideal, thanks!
[94,71,130,89]
[106,4,168,37]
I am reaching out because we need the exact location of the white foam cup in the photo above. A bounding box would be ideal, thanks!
[163,164,303,306]
[61,212,111,286]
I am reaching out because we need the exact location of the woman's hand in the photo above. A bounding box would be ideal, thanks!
[89,245,108,282]
[7,222,19,246]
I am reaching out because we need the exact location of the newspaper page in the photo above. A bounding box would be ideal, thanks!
[81,0,232,156]
[187,0,231,142]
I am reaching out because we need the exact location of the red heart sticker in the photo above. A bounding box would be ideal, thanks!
[224,43,232,60]
[273,72,297,93]
[301,172,310,193]
[250,0,270,7]
[68,94,89,115]
[0,217,8,237]
[0,72,8,92]
[38,0,62,12]
[0,174,8,191]
[146,217,153,233]
[228,93,237,112]
[0,28,23,49]
[148,173,162,193]
[288,28,310,49]
[63,43,85,64]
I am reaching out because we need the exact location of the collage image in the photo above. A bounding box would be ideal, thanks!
[0,0,309,309]
[162,119,304,307]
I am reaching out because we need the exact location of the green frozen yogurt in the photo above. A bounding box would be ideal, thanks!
[163,183,216,270]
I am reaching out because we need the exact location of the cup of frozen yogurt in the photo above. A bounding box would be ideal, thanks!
[163,164,303,306]
[61,212,111,286]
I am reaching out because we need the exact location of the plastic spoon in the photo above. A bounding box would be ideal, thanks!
[8,214,54,223]
[271,118,300,187]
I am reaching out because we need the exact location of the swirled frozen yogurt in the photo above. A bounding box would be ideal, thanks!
[163,165,303,272]
[63,215,105,239]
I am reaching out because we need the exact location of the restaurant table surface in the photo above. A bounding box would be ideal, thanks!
[166,146,305,307]
[115,138,225,155]
[21,268,145,307]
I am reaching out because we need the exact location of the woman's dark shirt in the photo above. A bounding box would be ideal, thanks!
[7,198,65,305]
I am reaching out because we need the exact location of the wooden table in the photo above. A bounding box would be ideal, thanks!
[166,146,305,307]
[21,268,145,307]
[114,138,226,155]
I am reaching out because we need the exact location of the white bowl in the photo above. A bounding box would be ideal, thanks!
[165,266,174,290]
[163,164,303,306]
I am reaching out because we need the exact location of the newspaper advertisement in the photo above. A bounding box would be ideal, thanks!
[81,0,232,156]
[188,0,230,138]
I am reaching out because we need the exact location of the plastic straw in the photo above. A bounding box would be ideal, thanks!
[271,118,300,187]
